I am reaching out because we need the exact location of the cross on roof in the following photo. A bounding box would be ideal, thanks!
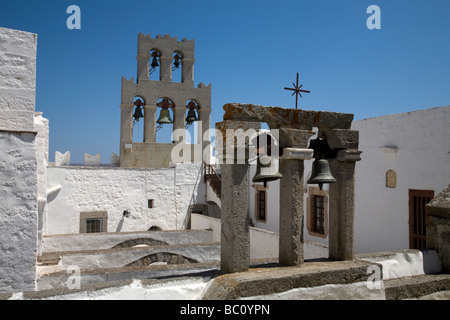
[284,73,310,109]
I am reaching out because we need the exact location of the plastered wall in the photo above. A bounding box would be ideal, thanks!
[46,162,205,235]
[0,27,38,293]
[352,106,450,253]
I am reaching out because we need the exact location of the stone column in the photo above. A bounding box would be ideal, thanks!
[172,106,185,143]
[120,104,133,145]
[279,147,314,266]
[143,105,156,143]
[220,158,250,273]
[136,53,150,81]
[159,56,172,82]
[181,58,194,86]
[198,107,211,161]
[328,149,362,260]
[119,104,133,167]
[216,119,259,274]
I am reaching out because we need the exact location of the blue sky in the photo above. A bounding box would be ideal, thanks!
[1,0,449,163]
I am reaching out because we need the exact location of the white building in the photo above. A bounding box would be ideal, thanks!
[1,25,448,296]
[0,28,214,294]
[352,106,450,253]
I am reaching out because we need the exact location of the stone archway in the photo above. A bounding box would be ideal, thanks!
[112,238,167,249]
[216,103,362,273]
[125,252,198,267]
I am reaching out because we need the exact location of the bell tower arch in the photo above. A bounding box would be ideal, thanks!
[120,33,211,168]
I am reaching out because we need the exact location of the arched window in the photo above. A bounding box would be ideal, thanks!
[149,49,161,81]
[156,98,174,143]
[132,96,145,142]
[172,51,183,83]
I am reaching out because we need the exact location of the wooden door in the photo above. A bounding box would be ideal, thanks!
[408,189,434,249]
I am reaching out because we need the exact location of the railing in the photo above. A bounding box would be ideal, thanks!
[204,163,221,181]
[204,163,221,198]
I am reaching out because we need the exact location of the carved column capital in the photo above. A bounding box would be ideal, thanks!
[336,149,362,162]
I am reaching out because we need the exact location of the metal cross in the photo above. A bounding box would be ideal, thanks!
[284,73,310,109]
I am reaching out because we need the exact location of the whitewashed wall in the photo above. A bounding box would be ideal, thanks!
[0,28,37,132]
[0,27,38,293]
[46,162,205,235]
[352,106,450,253]
[34,113,49,256]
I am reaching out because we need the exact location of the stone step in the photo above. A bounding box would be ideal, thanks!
[37,261,220,291]
[202,259,379,299]
[41,242,221,271]
[384,273,450,300]
[36,258,277,292]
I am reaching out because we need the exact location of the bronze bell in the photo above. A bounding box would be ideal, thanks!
[173,53,182,70]
[133,106,144,123]
[151,51,160,68]
[157,108,173,124]
[307,158,336,190]
[185,109,198,122]
[252,155,283,188]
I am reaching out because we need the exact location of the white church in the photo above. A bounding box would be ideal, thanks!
[1,26,449,298]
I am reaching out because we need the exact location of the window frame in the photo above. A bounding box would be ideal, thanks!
[306,187,329,238]
[311,194,325,235]
[254,185,267,223]
[86,218,103,233]
[80,211,108,234]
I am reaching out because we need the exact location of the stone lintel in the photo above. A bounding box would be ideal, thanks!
[336,149,362,162]
[223,103,353,130]
[323,129,359,150]
[279,128,314,148]
[281,148,314,161]
[215,120,261,133]
[215,120,261,151]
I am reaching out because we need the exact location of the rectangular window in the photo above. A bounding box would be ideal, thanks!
[312,195,325,235]
[148,199,154,208]
[256,189,266,222]
[80,211,107,233]
[86,218,102,233]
